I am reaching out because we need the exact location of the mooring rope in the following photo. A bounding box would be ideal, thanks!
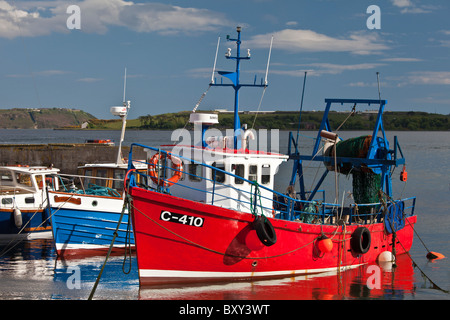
[131,201,317,260]
[88,195,131,300]
[122,209,133,275]
[378,190,448,294]
[395,236,449,294]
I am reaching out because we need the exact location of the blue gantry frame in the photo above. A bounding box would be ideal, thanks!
[288,98,406,201]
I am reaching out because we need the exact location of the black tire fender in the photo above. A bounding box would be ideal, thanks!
[350,227,371,254]
[253,215,277,246]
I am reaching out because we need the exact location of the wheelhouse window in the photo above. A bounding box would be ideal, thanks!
[234,164,245,184]
[0,170,13,186]
[35,175,44,189]
[261,164,270,184]
[83,168,93,186]
[248,165,257,182]
[113,169,125,190]
[95,169,108,187]
[17,173,33,188]
[188,163,203,182]
[211,162,225,183]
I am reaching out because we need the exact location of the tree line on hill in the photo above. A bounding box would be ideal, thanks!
[134,110,449,131]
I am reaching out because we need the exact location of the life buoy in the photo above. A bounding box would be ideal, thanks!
[350,227,371,254]
[253,215,277,246]
[149,152,183,187]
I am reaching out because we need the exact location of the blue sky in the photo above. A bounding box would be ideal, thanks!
[1,0,449,119]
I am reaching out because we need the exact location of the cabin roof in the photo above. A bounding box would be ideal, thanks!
[0,166,60,174]
[161,145,288,160]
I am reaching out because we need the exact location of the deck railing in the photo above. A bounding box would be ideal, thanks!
[55,173,122,197]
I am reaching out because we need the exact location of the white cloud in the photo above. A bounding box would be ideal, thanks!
[303,63,386,76]
[391,71,450,87]
[6,69,69,78]
[0,0,232,39]
[285,21,298,27]
[399,7,432,14]
[268,62,385,77]
[391,0,412,8]
[390,0,433,14]
[407,71,450,85]
[411,97,450,105]
[37,70,70,76]
[246,29,389,55]
[118,2,230,35]
[0,0,67,38]
[380,58,422,62]
[77,77,103,82]
[348,82,377,87]
[439,40,450,47]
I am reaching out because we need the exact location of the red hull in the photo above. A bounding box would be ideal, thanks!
[138,254,415,300]
[130,187,416,287]
[55,247,135,259]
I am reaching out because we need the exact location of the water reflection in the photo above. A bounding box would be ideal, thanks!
[0,237,439,300]
[138,254,416,300]
[0,239,55,278]
[53,255,139,292]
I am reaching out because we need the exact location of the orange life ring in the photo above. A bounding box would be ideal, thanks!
[149,153,183,187]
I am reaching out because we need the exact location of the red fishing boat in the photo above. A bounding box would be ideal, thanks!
[125,27,416,287]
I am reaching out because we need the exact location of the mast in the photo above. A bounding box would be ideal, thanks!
[111,68,130,165]
[210,26,267,149]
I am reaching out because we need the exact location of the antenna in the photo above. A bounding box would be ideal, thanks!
[110,67,130,165]
[295,71,308,145]
[264,35,274,85]
[211,37,220,84]
[376,71,381,101]
[123,67,127,103]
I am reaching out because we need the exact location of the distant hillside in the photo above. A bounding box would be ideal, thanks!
[0,108,96,129]
[64,109,450,131]
[130,110,450,131]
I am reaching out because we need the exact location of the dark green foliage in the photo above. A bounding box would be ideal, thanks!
[131,110,450,131]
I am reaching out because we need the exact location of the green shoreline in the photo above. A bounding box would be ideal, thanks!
[85,110,450,131]
[1,108,448,131]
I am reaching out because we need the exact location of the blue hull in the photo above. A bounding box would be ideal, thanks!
[0,209,52,240]
[50,207,134,256]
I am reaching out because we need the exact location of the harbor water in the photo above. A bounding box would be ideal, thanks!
[0,129,449,300]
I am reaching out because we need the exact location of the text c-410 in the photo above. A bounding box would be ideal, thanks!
[160,210,204,227]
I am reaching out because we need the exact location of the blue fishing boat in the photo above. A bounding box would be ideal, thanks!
[48,163,136,256]
[48,73,145,256]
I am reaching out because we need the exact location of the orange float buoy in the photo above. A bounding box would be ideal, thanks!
[317,235,333,253]
[427,251,445,260]
[400,165,408,182]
